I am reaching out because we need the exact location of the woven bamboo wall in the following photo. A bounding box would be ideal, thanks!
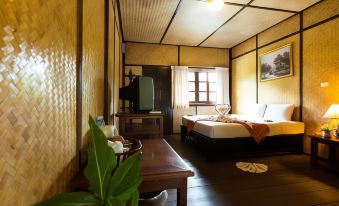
[231,52,257,114]
[82,0,105,150]
[303,18,339,154]
[179,46,229,67]
[303,0,339,28]
[258,34,300,121]
[232,37,256,58]
[125,42,230,67]
[0,0,77,205]
[125,42,178,66]
[258,14,300,47]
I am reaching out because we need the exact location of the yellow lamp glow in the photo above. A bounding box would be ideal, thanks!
[207,0,224,11]
[323,104,339,137]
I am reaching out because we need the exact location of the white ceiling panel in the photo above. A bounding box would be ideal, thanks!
[201,7,293,48]
[162,0,241,46]
[251,0,320,12]
[121,0,180,43]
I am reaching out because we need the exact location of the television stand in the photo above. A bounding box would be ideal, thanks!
[115,113,164,139]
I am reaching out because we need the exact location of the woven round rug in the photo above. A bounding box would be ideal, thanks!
[236,162,268,173]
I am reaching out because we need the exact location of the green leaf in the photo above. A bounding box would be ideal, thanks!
[34,192,100,206]
[107,152,142,201]
[126,191,139,206]
[85,116,117,201]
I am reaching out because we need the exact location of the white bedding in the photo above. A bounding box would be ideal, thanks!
[182,115,304,139]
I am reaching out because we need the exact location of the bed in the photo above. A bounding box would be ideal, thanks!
[180,104,305,158]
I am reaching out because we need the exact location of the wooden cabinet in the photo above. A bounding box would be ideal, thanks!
[116,113,164,139]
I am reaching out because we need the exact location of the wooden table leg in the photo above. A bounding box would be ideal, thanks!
[311,138,318,168]
[329,144,336,163]
[177,178,188,206]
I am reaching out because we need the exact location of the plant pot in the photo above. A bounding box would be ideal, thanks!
[139,190,168,206]
[322,131,331,138]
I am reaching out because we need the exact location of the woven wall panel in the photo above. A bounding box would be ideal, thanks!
[120,0,180,43]
[231,52,257,114]
[82,0,105,151]
[258,14,300,47]
[232,37,256,58]
[303,0,339,28]
[125,42,178,66]
[258,34,300,121]
[303,19,339,154]
[180,46,229,67]
[173,107,196,133]
[0,0,77,205]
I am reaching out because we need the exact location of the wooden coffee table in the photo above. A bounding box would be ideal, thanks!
[309,134,339,172]
[139,138,194,206]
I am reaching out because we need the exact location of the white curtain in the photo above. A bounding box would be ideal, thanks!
[216,67,230,105]
[171,66,189,109]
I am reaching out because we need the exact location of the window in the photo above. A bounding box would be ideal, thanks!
[189,70,217,105]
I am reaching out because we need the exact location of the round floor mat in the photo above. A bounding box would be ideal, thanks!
[236,162,268,173]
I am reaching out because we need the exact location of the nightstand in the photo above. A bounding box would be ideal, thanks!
[309,134,339,172]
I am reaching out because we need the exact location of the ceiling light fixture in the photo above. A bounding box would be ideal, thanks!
[207,0,224,11]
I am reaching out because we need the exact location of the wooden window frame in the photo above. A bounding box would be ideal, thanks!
[189,69,216,106]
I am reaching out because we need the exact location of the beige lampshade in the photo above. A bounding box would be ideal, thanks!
[323,104,339,119]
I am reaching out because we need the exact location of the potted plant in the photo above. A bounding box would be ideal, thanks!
[35,116,142,206]
[321,124,331,138]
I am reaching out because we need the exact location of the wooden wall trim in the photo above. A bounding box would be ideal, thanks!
[232,49,256,60]
[76,0,83,171]
[224,2,298,13]
[299,12,304,121]
[104,0,109,124]
[231,0,337,58]
[303,13,339,32]
[229,48,233,113]
[125,40,230,50]
[255,35,258,103]
[116,0,124,41]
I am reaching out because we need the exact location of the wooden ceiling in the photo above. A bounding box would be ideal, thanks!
[120,0,320,48]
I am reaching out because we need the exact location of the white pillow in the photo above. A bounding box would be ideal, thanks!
[263,104,294,122]
[246,104,267,118]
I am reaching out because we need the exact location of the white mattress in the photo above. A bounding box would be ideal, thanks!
[182,115,305,139]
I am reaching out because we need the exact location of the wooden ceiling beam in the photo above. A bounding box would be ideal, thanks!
[197,0,255,46]
[224,2,298,14]
[160,0,183,44]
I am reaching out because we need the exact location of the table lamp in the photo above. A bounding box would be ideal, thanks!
[323,104,339,137]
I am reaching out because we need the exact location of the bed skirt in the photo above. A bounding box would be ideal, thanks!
[180,125,304,159]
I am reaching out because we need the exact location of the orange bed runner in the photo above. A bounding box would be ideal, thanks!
[186,116,270,144]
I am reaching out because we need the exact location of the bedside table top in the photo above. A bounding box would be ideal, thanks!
[309,134,339,144]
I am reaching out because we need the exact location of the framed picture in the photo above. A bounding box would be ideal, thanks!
[259,44,293,81]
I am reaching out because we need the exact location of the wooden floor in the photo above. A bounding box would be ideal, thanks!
[164,135,339,206]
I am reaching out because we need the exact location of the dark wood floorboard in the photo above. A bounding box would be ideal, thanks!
[164,135,339,206]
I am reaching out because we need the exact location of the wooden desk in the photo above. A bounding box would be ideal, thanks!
[139,138,194,206]
[309,134,339,172]
[116,113,164,139]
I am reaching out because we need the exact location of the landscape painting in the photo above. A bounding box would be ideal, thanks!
[260,44,293,81]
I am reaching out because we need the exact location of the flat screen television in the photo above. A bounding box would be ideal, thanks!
[119,76,154,113]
